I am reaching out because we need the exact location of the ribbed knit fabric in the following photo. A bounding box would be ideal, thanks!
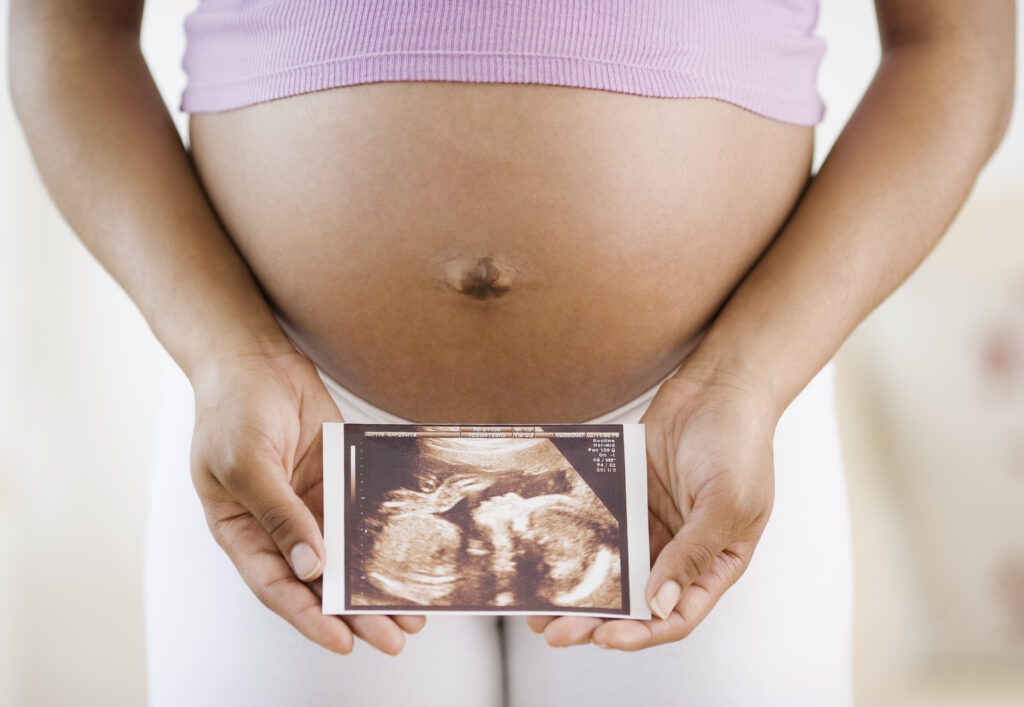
[180,0,826,126]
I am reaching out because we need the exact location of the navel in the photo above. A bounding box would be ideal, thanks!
[442,255,517,300]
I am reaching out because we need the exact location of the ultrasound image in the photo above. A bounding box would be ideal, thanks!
[344,426,628,613]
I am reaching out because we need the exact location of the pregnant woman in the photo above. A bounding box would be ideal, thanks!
[10,1,1013,705]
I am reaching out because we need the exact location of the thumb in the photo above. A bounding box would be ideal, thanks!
[645,505,728,620]
[219,451,326,582]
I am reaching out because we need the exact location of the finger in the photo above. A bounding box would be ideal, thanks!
[308,577,324,599]
[213,510,353,654]
[213,450,326,582]
[286,549,417,651]
[541,616,605,647]
[645,504,731,620]
[343,614,409,656]
[648,508,676,565]
[595,552,747,650]
[392,615,427,634]
[525,615,556,634]
[591,590,710,651]
[291,424,328,529]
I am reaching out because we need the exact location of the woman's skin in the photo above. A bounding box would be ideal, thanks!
[8,0,1015,660]
[185,84,812,423]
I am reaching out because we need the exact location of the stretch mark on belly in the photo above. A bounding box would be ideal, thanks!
[443,255,517,300]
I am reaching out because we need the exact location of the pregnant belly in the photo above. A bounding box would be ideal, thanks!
[188,82,813,422]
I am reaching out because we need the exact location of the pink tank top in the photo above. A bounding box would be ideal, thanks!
[180,0,826,125]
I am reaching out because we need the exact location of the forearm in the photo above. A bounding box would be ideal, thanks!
[8,14,291,381]
[681,29,1015,417]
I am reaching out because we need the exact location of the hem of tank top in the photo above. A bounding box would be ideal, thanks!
[179,53,825,125]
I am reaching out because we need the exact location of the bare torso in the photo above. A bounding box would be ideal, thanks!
[189,82,812,422]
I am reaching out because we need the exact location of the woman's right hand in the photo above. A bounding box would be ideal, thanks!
[188,345,426,655]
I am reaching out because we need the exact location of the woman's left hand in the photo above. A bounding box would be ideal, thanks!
[526,367,780,650]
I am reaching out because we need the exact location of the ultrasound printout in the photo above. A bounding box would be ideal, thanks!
[322,424,650,619]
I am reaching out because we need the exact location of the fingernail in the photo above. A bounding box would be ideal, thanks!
[290,542,321,580]
[650,580,680,620]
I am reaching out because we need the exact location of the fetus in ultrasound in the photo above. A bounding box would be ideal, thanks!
[351,437,623,610]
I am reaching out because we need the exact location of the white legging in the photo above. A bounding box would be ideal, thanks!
[145,354,852,706]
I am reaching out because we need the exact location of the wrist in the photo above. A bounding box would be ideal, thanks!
[177,318,298,390]
[672,334,787,421]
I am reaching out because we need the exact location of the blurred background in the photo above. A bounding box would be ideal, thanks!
[1,2,1021,705]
